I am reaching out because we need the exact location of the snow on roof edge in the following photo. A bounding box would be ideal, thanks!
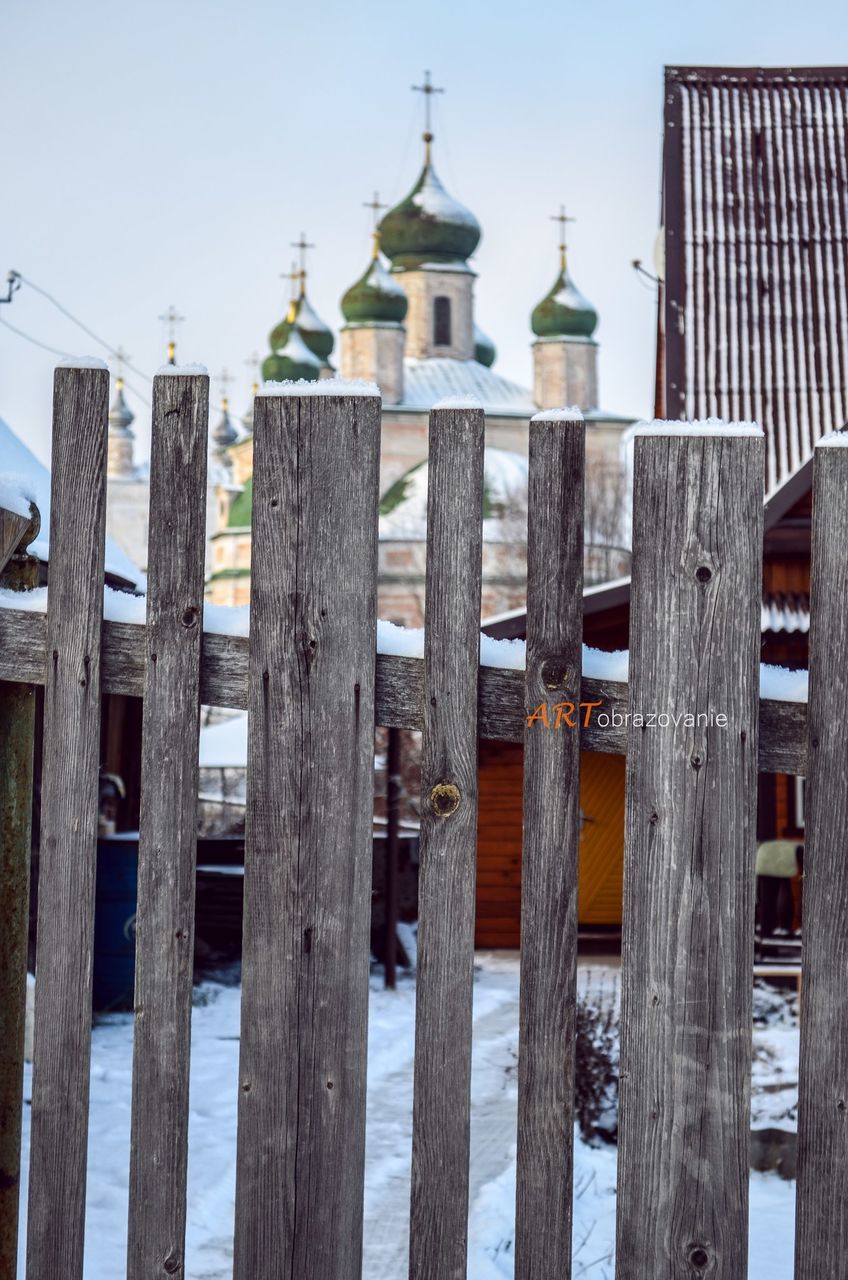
[636,418,763,437]
[258,378,379,398]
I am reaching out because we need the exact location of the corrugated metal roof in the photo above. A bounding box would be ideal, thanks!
[394,357,536,416]
[663,66,848,491]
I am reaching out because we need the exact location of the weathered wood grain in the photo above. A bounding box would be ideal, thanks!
[0,506,33,577]
[515,413,584,1280]
[409,406,485,1280]
[127,374,209,1279]
[615,432,763,1279]
[0,606,808,769]
[795,443,848,1278]
[26,365,109,1280]
[232,391,381,1280]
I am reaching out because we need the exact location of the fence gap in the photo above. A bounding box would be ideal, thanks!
[232,389,381,1280]
[515,411,585,1279]
[127,372,209,1279]
[408,404,485,1280]
[795,438,848,1276]
[615,428,763,1278]
[26,364,109,1280]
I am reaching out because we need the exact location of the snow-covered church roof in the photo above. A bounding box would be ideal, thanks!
[393,358,535,418]
[380,447,529,543]
[0,416,145,590]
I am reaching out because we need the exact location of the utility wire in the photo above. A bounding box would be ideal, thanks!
[0,313,72,359]
[12,272,154,384]
[0,313,151,407]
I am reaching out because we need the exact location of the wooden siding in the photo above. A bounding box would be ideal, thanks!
[476,745,626,947]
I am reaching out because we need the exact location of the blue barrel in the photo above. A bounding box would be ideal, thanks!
[93,834,138,1012]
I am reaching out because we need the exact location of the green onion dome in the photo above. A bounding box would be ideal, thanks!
[212,405,238,449]
[295,291,335,363]
[341,234,409,325]
[269,300,296,354]
[531,257,598,339]
[473,324,496,368]
[261,326,323,383]
[379,142,481,268]
[268,290,334,363]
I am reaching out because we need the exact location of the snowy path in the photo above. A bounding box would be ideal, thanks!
[16,955,797,1279]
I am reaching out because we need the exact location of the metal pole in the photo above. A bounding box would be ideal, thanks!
[0,505,39,1280]
[384,727,401,990]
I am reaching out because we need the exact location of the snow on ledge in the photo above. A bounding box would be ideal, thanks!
[636,418,763,437]
[155,362,209,377]
[531,406,585,423]
[816,429,848,448]
[257,377,379,398]
[0,474,38,519]
[432,395,483,410]
[56,356,109,371]
[0,593,811,702]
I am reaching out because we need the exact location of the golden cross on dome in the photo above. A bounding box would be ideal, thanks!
[550,205,576,270]
[245,352,261,395]
[158,305,185,365]
[412,71,444,146]
[112,345,130,390]
[290,233,315,293]
[216,366,235,410]
[363,192,387,230]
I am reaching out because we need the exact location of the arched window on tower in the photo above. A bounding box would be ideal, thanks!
[433,296,452,347]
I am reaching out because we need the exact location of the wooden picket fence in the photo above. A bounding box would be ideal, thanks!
[0,363,845,1279]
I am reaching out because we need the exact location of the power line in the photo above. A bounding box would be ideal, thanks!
[0,313,72,359]
[12,272,153,384]
[0,313,151,407]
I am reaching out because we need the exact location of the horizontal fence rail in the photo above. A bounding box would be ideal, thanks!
[1,365,833,1280]
[0,609,808,772]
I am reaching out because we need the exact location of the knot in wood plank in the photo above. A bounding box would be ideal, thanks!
[429,782,461,818]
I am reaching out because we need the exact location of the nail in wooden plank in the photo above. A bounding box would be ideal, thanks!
[408,405,485,1280]
[232,389,381,1280]
[615,428,762,1279]
[515,411,585,1280]
[795,438,848,1279]
[127,372,209,1280]
[26,364,108,1280]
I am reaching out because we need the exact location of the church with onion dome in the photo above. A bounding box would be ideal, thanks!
[205,77,635,616]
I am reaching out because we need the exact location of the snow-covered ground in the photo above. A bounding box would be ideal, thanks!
[16,956,797,1278]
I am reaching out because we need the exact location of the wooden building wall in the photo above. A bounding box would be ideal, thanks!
[475,743,626,949]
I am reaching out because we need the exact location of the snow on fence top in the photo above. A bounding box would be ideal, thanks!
[816,429,848,448]
[432,395,483,410]
[0,474,38,519]
[257,377,379,398]
[154,362,209,377]
[0,587,811,702]
[635,418,763,437]
[531,406,585,423]
[56,356,109,370]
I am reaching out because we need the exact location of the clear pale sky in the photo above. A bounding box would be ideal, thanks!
[1,0,844,465]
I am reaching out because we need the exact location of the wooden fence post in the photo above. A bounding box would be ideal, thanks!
[0,504,39,1280]
[127,371,209,1279]
[232,386,381,1280]
[408,404,484,1280]
[515,410,584,1280]
[795,437,848,1277]
[26,362,109,1280]
[615,425,763,1280]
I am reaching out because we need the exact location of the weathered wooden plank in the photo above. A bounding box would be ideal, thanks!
[0,505,33,577]
[127,373,209,1279]
[0,540,38,1280]
[515,411,584,1280]
[0,606,809,769]
[232,389,381,1280]
[26,363,109,1280]
[615,429,763,1279]
[409,405,485,1280]
[795,440,848,1278]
